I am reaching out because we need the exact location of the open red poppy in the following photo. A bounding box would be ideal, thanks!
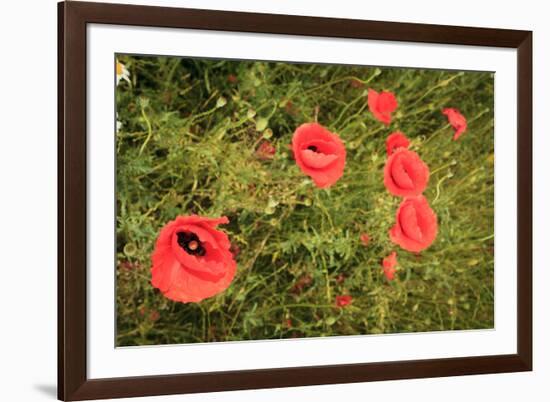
[442,108,467,140]
[389,196,438,253]
[368,88,398,125]
[386,131,410,156]
[384,148,430,197]
[292,123,346,188]
[151,215,237,303]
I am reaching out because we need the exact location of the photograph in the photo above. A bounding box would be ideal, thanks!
[1,0,541,401]
[114,54,495,347]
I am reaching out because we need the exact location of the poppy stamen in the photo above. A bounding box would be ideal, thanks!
[307,145,318,152]
[177,232,206,256]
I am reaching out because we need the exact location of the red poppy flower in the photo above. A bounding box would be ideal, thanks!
[368,88,398,125]
[336,273,346,284]
[442,108,467,140]
[119,260,139,270]
[291,274,313,294]
[382,251,398,281]
[389,195,438,253]
[149,310,160,322]
[335,295,353,307]
[256,140,276,160]
[386,131,410,156]
[384,148,430,197]
[292,123,346,188]
[230,243,241,258]
[151,215,237,303]
[360,233,370,246]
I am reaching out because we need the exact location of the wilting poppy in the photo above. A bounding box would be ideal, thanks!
[151,215,237,303]
[292,123,346,188]
[256,140,276,160]
[382,251,398,281]
[335,295,353,307]
[386,131,410,156]
[442,108,467,140]
[384,148,430,197]
[389,195,438,253]
[360,233,370,246]
[368,88,398,125]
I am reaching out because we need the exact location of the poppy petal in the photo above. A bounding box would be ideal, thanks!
[292,123,346,188]
[300,149,339,169]
[442,108,467,140]
[389,196,438,252]
[384,149,429,197]
[151,215,237,303]
[368,88,398,125]
[386,132,410,156]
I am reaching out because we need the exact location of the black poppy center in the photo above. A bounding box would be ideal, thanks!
[307,145,318,152]
[176,232,206,256]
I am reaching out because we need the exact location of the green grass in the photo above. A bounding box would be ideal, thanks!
[115,55,494,346]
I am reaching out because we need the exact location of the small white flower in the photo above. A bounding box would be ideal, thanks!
[116,113,123,133]
[116,61,131,86]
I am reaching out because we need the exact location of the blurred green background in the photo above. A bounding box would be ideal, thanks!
[115,55,494,346]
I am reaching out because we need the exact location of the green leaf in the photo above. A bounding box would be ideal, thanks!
[255,117,268,132]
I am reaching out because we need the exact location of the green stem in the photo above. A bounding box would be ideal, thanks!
[138,104,153,156]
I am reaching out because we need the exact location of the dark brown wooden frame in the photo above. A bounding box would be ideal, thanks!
[58,1,532,400]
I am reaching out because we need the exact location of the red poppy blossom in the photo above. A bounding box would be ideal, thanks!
[230,243,241,258]
[368,88,398,125]
[384,148,430,197]
[442,108,467,140]
[149,310,160,322]
[291,274,313,294]
[256,140,276,160]
[386,131,410,156]
[382,251,398,281]
[335,295,353,307]
[119,260,139,270]
[360,233,370,246]
[389,195,438,253]
[292,123,346,188]
[151,215,237,303]
[336,273,346,284]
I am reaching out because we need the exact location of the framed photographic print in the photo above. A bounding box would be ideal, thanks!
[58,1,532,400]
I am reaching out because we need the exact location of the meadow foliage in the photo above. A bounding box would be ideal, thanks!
[115,56,494,346]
